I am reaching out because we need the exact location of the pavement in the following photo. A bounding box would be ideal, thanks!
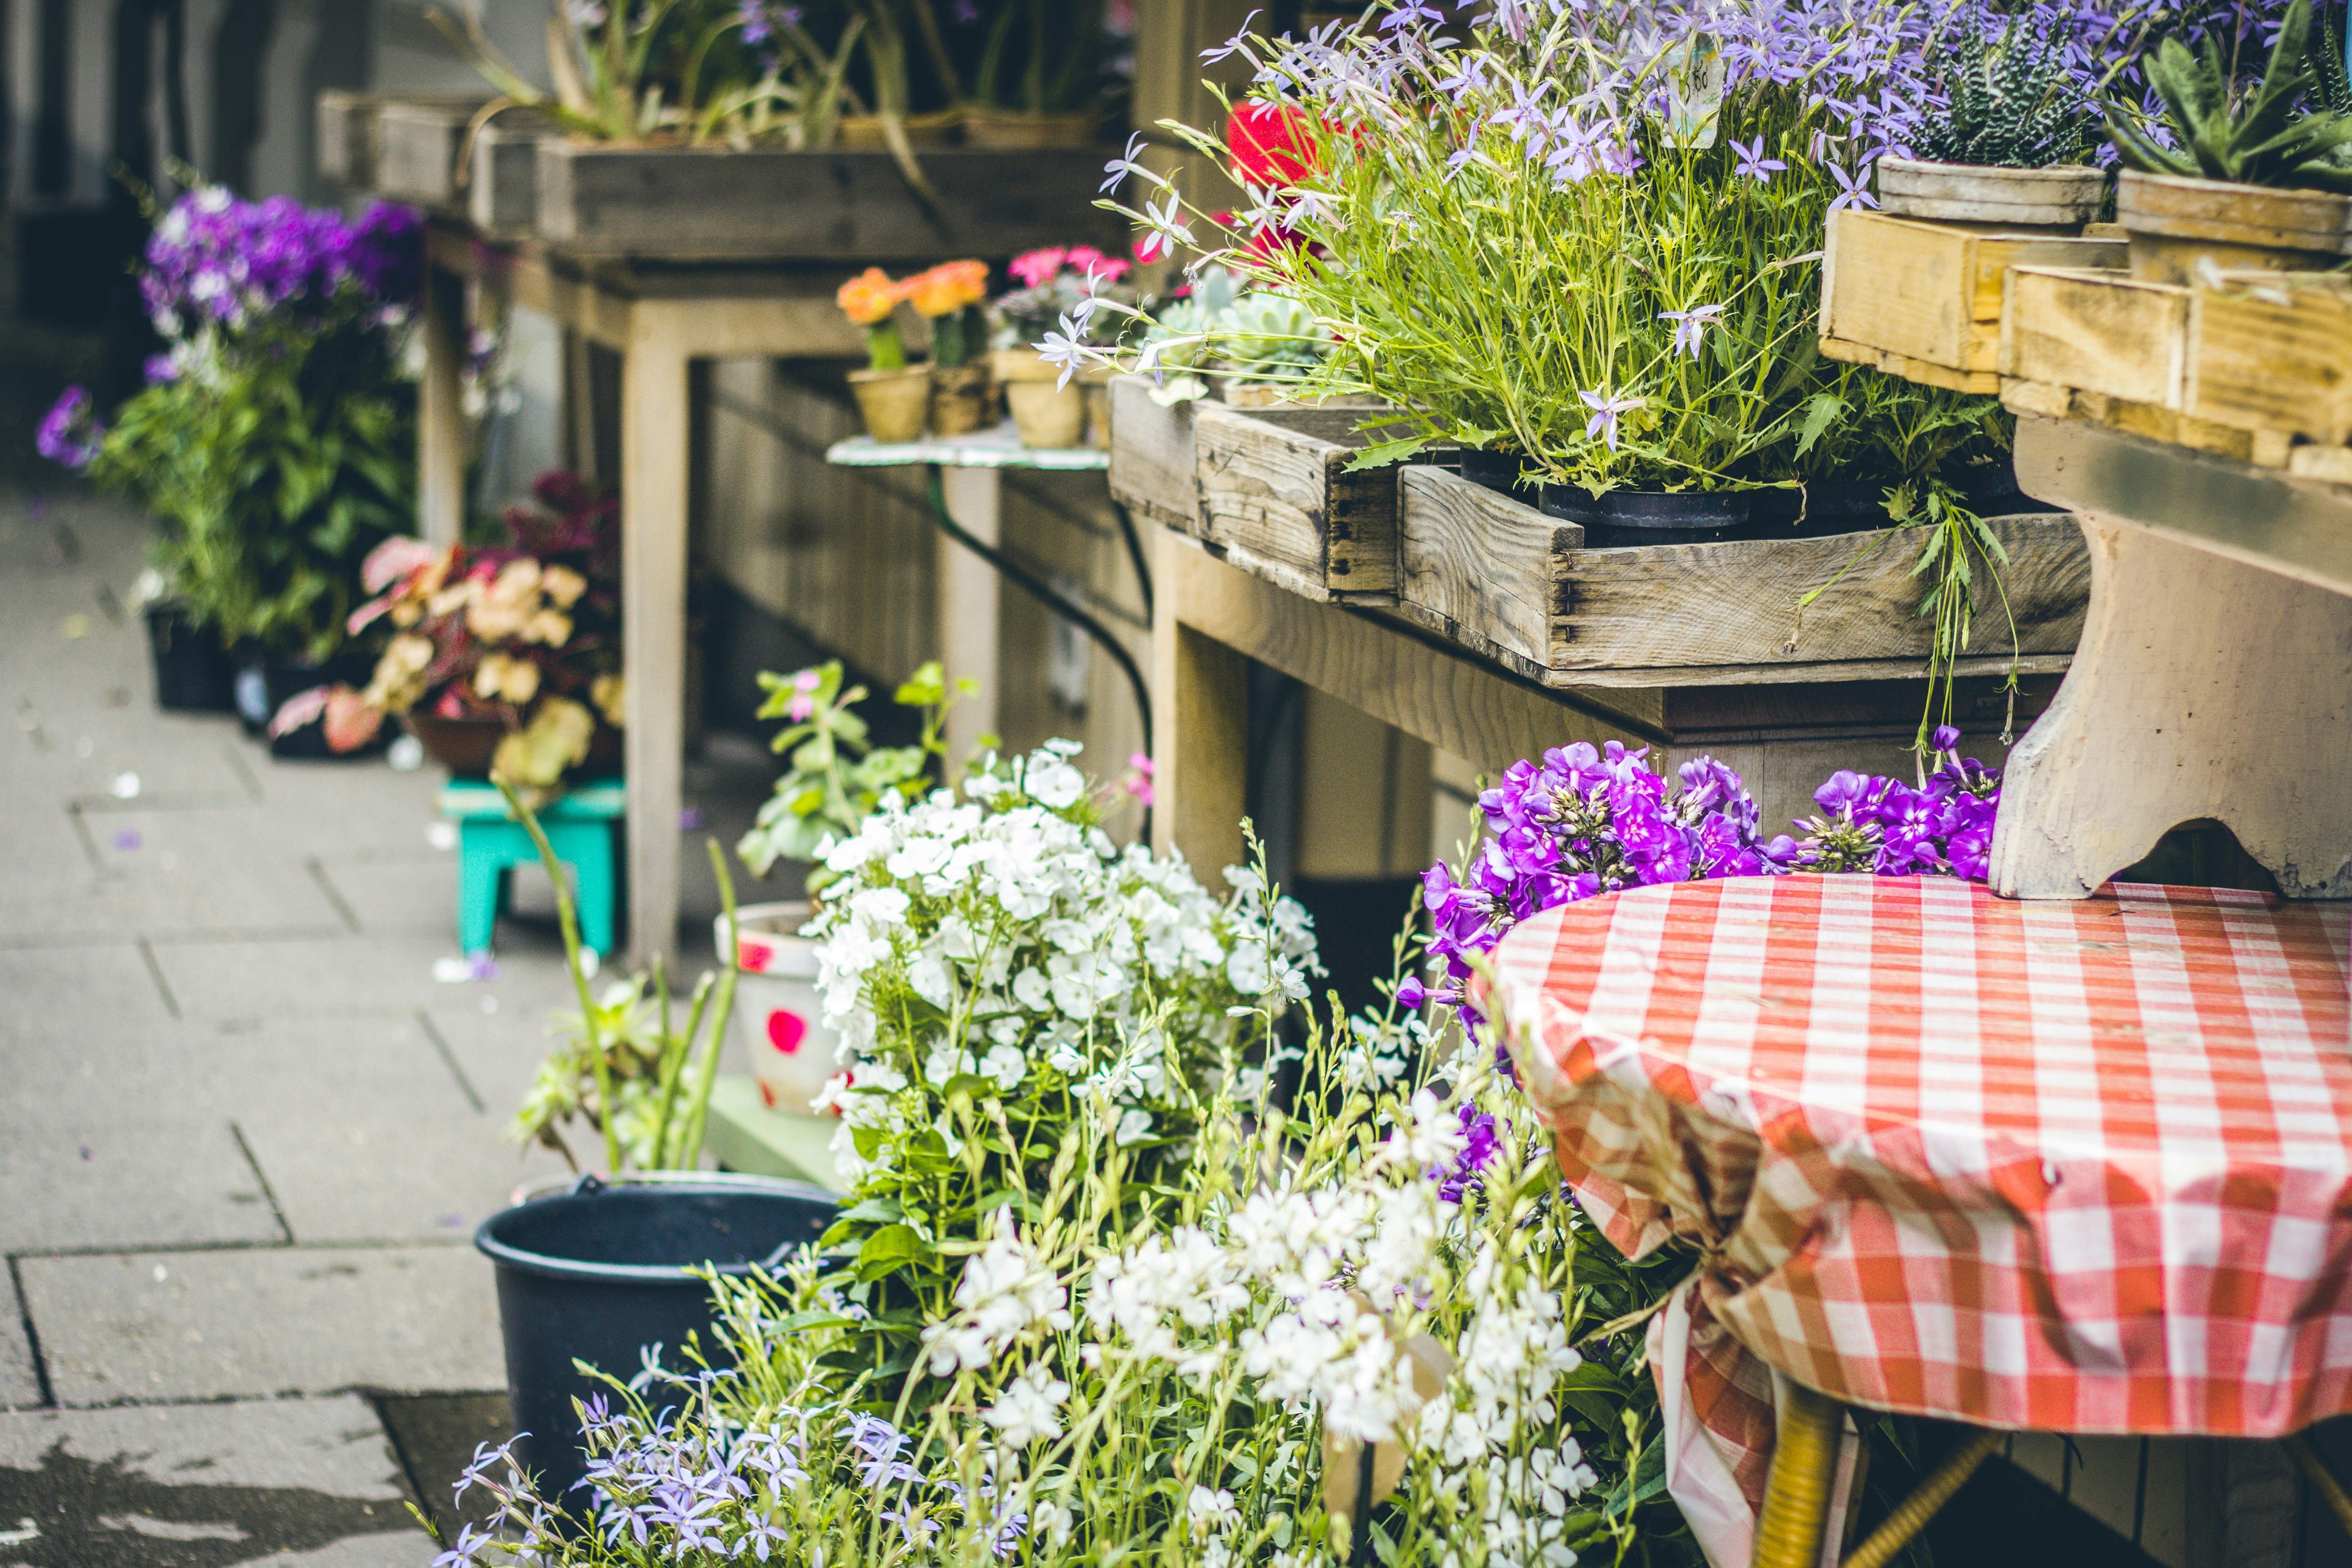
[0,484,776,1564]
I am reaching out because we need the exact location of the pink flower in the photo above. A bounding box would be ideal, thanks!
[1065,245,1130,283]
[1009,247,1068,288]
[1122,752,1156,805]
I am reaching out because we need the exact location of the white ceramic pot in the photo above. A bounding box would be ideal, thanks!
[717,900,842,1114]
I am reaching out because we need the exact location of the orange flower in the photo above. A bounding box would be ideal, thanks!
[836,267,904,327]
[903,259,989,317]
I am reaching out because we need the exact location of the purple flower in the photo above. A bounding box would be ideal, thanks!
[1578,389,1641,451]
[1657,304,1723,360]
[1730,136,1787,181]
[738,0,772,44]
[1826,160,1879,212]
[37,386,104,469]
[1437,1105,1499,1202]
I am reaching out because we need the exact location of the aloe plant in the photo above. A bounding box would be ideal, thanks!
[2106,0,2352,191]
[1919,3,2099,168]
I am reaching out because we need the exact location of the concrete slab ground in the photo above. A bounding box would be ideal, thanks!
[0,482,780,1559]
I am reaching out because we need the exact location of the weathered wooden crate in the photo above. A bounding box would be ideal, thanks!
[317,92,485,191]
[1107,375,1200,532]
[532,144,1119,261]
[375,99,491,210]
[1191,402,1412,603]
[1999,265,2191,408]
[1819,208,2124,393]
[468,112,553,238]
[1394,466,2090,686]
[2186,273,2352,449]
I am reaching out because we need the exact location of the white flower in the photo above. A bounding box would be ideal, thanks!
[909,954,955,1009]
[810,1073,854,1117]
[1186,1486,1240,1539]
[924,1045,976,1086]
[920,1210,1073,1376]
[983,1361,1070,1446]
[1024,752,1088,810]
[1115,1108,1155,1146]
[1012,967,1052,1011]
[982,1043,1027,1090]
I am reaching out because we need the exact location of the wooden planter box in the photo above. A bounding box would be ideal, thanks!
[1107,375,1200,532]
[1191,402,1413,603]
[317,92,485,191]
[532,144,1120,261]
[375,99,491,210]
[1819,209,2124,393]
[468,113,553,238]
[1393,466,2090,686]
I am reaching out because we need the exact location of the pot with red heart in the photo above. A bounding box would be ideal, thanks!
[715,901,842,1115]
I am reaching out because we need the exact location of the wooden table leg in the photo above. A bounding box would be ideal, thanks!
[1151,529,1249,889]
[620,334,692,968]
[418,260,468,549]
[936,466,1003,774]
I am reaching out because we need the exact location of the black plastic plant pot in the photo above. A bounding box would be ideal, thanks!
[1748,481,1900,540]
[144,603,237,713]
[1457,448,1541,501]
[236,652,371,740]
[474,1173,839,1511]
[1537,484,1755,547]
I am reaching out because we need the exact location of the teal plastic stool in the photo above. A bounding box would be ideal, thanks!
[437,779,625,959]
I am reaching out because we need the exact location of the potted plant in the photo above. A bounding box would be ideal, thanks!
[2105,0,2352,283]
[479,791,839,1509]
[727,659,965,1112]
[961,0,1108,147]
[909,260,993,436]
[1875,1,2109,229]
[991,244,1132,446]
[297,471,625,785]
[840,266,931,441]
[39,185,421,733]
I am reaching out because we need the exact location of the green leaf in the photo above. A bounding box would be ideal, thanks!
[1340,435,1432,471]
[1793,392,1846,458]
[853,1223,927,1277]
[838,1196,904,1224]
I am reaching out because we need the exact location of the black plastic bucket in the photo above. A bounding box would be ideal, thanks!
[474,1174,839,1506]
[145,603,237,713]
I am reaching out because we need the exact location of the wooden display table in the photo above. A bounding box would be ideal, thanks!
[417,217,862,966]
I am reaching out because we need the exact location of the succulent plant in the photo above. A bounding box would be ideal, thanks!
[2106,0,2352,191]
[1918,3,2098,168]
[1221,290,1325,382]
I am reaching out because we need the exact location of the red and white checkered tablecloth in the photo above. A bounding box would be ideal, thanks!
[1478,874,2352,1568]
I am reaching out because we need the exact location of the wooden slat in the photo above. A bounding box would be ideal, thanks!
[1819,334,1999,395]
[468,115,550,238]
[1108,376,1199,532]
[373,100,486,209]
[534,145,1120,262]
[1999,266,2190,409]
[2188,276,2352,447]
[1193,402,1403,602]
[1395,465,2088,686]
[1819,209,2124,379]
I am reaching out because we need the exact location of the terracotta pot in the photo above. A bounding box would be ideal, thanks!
[848,364,932,443]
[406,710,622,780]
[836,110,960,149]
[1875,156,2107,231]
[1006,379,1086,449]
[2114,169,2351,284]
[959,106,1096,149]
[928,362,990,436]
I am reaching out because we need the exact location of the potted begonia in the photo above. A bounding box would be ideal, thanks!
[840,267,932,441]
[39,185,420,733]
[2105,0,2352,282]
[292,472,625,788]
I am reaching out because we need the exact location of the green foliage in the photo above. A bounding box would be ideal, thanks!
[2107,0,2352,191]
[85,330,413,662]
[1917,5,2099,168]
[969,0,1107,114]
[736,659,969,879]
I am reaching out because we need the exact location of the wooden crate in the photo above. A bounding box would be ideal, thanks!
[1999,265,2192,409]
[2187,273,2352,448]
[374,99,491,210]
[317,92,485,191]
[468,113,552,239]
[532,144,1119,261]
[1819,209,2124,393]
[1394,466,2089,686]
[1107,375,1201,531]
[1191,402,1413,603]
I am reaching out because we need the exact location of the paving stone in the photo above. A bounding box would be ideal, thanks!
[0,1111,282,1253]
[19,1246,505,1405]
[211,1015,571,1244]
[310,854,464,942]
[1,1276,41,1410]
[376,1392,513,1543]
[145,933,577,1027]
[0,1396,424,1566]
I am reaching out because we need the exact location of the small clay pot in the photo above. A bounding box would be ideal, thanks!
[848,364,932,443]
[1875,156,2107,231]
[959,106,1096,149]
[1006,380,1087,449]
[2114,169,2352,284]
[929,362,990,437]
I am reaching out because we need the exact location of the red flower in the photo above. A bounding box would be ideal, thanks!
[1228,102,1322,185]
